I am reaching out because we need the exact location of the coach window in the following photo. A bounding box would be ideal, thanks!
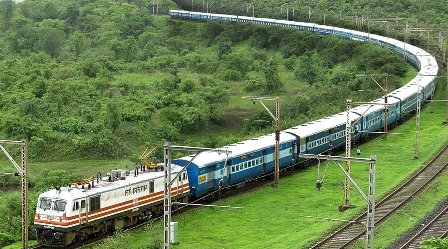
[149,181,155,193]
[81,200,86,209]
[73,201,79,211]
[90,196,100,212]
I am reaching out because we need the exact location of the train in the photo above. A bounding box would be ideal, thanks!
[34,10,438,247]
[34,166,189,247]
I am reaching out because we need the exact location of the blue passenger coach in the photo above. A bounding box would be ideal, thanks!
[174,133,297,198]
[168,10,438,200]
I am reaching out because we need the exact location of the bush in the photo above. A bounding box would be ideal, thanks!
[243,73,265,92]
[0,232,15,248]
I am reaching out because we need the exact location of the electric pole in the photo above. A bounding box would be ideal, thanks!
[0,140,28,249]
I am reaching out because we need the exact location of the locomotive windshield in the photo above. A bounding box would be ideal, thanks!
[38,198,67,212]
[39,197,51,210]
[54,199,67,212]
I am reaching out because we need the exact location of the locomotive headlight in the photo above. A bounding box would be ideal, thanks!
[54,232,61,239]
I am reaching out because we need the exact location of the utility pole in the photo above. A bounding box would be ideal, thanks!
[0,140,28,249]
[163,142,231,249]
[246,4,254,17]
[445,61,448,125]
[243,96,280,188]
[342,99,392,211]
[342,100,353,210]
[414,70,448,156]
[356,74,389,139]
[300,153,376,249]
[414,81,423,159]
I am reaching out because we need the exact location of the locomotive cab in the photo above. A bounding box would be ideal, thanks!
[34,187,83,247]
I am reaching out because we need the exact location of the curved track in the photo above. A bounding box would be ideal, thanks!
[310,143,448,248]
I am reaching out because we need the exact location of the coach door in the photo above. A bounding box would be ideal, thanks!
[226,160,232,186]
[262,149,267,173]
[78,198,87,225]
[214,163,226,189]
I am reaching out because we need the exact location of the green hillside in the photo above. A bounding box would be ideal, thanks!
[0,0,412,161]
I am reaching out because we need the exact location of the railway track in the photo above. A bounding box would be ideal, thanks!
[310,143,448,249]
[395,198,448,249]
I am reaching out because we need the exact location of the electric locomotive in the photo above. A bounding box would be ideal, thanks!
[34,165,189,247]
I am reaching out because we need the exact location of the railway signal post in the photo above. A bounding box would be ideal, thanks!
[0,140,28,249]
[300,153,377,249]
[163,142,231,249]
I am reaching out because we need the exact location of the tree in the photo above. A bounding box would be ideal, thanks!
[217,41,231,59]
[106,101,122,133]
[295,52,318,85]
[0,0,15,31]
[6,16,38,53]
[36,19,66,57]
[65,31,88,57]
[263,58,283,93]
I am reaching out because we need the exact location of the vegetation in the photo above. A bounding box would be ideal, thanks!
[0,0,409,162]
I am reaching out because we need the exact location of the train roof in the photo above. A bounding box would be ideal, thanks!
[176,132,298,167]
[37,165,184,200]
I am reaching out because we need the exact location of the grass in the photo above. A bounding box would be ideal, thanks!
[74,79,448,249]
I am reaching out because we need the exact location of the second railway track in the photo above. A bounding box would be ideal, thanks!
[395,197,448,249]
[310,142,448,249]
